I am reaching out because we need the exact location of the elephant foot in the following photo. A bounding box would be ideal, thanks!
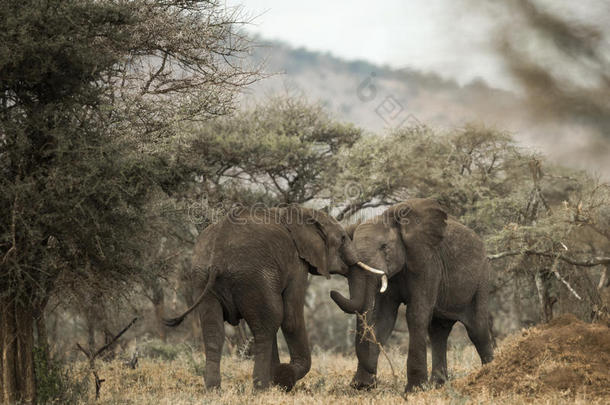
[204,380,221,391]
[429,373,447,388]
[405,380,427,394]
[351,367,377,390]
[273,364,296,391]
[253,379,271,391]
[204,364,222,391]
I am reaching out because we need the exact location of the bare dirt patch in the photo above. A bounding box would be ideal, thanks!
[455,314,610,399]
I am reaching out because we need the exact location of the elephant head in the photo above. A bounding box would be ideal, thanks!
[331,199,447,314]
[277,206,384,280]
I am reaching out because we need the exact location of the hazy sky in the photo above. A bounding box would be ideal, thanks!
[227,0,508,87]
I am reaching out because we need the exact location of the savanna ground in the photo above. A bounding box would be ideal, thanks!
[67,315,609,405]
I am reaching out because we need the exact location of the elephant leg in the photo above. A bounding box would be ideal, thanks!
[464,321,494,365]
[428,317,456,386]
[464,289,494,365]
[464,316,494,365]
[250,329,279,390]
[276,289,311,391]
[352,295,400,390]
[199,296,225,390]
[242,294,283,390]
[277,324,310,391]
[405,304,433,393]
[271,335,280,373]
[269,333,282,387]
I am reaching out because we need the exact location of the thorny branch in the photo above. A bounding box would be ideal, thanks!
[549,253,582,301]
[488,250,610,267]
[76,317,138,400]
[356,312,398,387]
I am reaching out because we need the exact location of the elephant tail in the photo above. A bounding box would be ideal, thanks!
[163,266,219,327]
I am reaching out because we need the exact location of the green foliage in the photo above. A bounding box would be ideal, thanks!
[337,124,534,226]
[183,347,206,377]
[0,0,132,105]
[34,346,88,404]
[186,96,362,205]
[1,0,256,301]
[1,1,256,401]
[139,340,184,361]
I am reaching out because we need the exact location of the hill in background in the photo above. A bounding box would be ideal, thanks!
[244,40,610,177]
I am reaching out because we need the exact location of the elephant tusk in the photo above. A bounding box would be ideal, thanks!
[380,274,388,293]
[356,261,385,275]
[356,262,388,293]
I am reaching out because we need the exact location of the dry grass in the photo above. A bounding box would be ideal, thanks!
[69,331,609,405]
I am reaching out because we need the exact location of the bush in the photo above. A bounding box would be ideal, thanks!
[34,346,88,404]
[139,339,186,361]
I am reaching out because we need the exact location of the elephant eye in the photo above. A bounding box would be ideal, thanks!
[380,243,388,251]
[341,234,346,243]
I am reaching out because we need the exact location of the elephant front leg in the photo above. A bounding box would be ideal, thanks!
[352,295,400,390]
[199,296,225,390]
[277,289,311,391]
[405,306,431,393]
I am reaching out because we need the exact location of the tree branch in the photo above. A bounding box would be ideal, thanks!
[549,253,582,300]
[488,250,610,267]
[93,317,138,359]
[76,317,138,400]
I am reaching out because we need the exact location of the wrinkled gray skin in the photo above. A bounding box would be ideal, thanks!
[164,206,364,391]
[331,199,494,392]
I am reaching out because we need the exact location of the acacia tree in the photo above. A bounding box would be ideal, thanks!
[186,96,363,206]
[0,1,257,402]
[335,125,530,222]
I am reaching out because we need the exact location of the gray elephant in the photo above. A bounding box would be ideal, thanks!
[164,205,384,391]
[331,198,494,392]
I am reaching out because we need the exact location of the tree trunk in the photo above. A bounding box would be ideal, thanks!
[534,269,556,322]
[1,296,37,404]
[87,311,96,356]
[35,306,49,361]
[151,280,166,342]
[510,275,522,331]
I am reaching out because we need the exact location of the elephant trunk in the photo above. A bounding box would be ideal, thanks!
[330,266,368,314]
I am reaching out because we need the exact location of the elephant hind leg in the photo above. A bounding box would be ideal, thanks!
[241,292,283,390]
[199,296,225,390]
[428,317,456,386]
[271,335,280,372]
[465,321,494,365]
[465,291,494,365]
[251,329,281,390]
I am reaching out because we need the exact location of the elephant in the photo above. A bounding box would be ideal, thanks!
[330,198,494,392]
[163,205,384,391]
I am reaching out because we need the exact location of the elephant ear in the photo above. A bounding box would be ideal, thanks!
[344,221,360,240]
[280,206,330,279]
[387,199,447,248]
